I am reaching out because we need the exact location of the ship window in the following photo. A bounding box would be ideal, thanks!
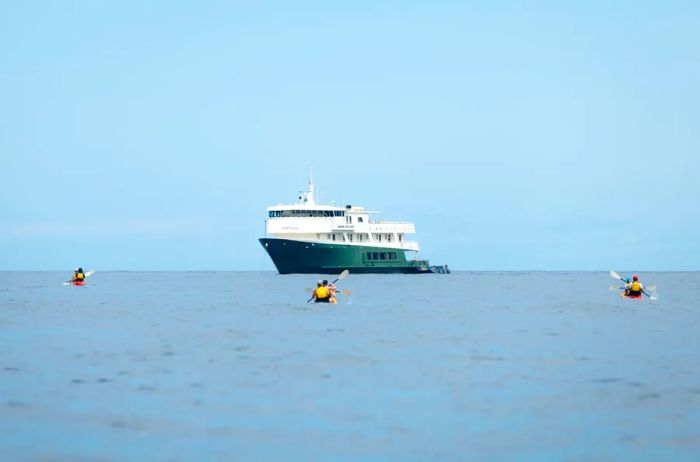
[378,235,381,242]
[332,234,336,241]
[358,217,363,223]
[389,252,397,260]
[380,252,387,260]
[372,252,379,260]
[348,234,353,242]
[399,234,403,242]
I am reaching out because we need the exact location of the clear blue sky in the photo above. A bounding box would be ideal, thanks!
[1,1,698,271]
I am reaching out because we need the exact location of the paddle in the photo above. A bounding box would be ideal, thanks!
[609,284,656,292]
[305,288,352,295]
[307,269,349,303]
[609,270,625,283]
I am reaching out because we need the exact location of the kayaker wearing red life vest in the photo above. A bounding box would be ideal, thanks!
[628,275,644,297]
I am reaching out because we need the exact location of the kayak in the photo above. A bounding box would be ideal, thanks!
[69,280,86,286]
[620,292,642,300]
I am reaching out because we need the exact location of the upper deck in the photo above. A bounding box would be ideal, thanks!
[263,176,420,251]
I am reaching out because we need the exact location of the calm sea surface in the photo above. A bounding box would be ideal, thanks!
[1,271,699,461]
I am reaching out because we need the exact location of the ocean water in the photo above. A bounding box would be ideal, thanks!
[1,271,699,461]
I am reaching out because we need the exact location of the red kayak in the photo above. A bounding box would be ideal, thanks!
[69,280,86,286]
[620,292,642,300]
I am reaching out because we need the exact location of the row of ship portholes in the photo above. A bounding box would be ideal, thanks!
[366,252,399,261]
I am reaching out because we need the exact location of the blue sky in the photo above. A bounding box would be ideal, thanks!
[1,1,698,270]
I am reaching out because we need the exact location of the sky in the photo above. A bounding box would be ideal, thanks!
[1,1,698,271]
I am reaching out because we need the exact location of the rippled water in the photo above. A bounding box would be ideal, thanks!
[1,271,699,461]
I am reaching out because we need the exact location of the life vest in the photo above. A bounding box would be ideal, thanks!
[629,281,642,295]
[76,272,85,281]
[315,286,329,299]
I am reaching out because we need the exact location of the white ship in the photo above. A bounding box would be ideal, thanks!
[259,175,435,274]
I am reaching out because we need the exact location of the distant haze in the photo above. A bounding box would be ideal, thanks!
[1,2,698,270]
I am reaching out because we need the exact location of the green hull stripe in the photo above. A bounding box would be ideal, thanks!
[259,238,431,274]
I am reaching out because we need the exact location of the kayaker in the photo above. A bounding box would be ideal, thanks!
[74,268,85,282]
[628,275,644,297]
[623,278,632,296]
[323,279,337,304]
[313,280,331,303]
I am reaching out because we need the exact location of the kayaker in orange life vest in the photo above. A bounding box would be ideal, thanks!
[628,275,644,297]
[312,280,331,303]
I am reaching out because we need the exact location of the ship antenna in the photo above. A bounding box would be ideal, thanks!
[301,167,316,205]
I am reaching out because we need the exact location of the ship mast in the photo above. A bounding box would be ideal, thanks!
[299,168,315,206]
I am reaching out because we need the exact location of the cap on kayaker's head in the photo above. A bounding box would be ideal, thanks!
[626,278,631,283]
[78,268,83,272]
[317,280,323,286]
[322,279,328,285]
[633,275,638,281]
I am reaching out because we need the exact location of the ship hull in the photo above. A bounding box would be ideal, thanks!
[259,238,432,274]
